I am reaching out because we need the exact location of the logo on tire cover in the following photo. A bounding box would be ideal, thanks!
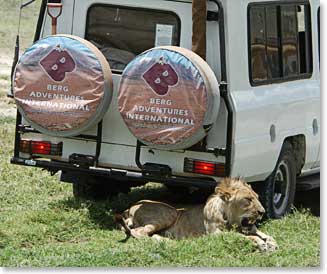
[142,57,178,96]
[40,45,76,82]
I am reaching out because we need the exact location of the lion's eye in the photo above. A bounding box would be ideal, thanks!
[243,198,252,206]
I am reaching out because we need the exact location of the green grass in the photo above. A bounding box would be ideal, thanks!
[0,74,10,98]
[0,0,321,267]
[0,118,320,267]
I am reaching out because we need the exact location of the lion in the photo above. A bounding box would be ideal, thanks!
[115,178,278,252]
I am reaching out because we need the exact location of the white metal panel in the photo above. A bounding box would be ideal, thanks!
[69,0,227,163]
[69,0,193,146]
[312,2,321,169]
[224,0,320,180]
[31,0,320,182]
[41,0,75,38]
[23,132,225,179]
[42,0,225,177]
[206,0,221,79]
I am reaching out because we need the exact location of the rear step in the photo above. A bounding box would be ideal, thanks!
[297,174,320,191]
[10,157,218,189]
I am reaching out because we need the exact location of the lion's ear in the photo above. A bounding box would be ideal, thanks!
[215,186,233,202]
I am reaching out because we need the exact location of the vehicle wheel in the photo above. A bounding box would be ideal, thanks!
[72,181,123,200]
[60,171,146,200]
[164,184,191,194]
[255,142,297,219]
[71,174,132,200]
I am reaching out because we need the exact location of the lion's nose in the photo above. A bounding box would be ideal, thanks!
[258,208,265,216]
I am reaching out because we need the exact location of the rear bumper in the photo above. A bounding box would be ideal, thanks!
[10,157,218,189]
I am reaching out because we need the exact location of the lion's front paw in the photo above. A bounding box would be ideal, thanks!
[264,236,278,252]
[151,234,170,242]
[130,228,148,239]
[247,235,278,252]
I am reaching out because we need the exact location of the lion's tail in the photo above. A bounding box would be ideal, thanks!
[114,213,132,238]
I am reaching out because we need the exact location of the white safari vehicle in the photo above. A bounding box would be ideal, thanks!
[10,0,320,218]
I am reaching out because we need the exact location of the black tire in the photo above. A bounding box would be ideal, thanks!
[255,142,297,219]
[72,181,123,200]
[165,184,190,195]
[60,171,133,200]
[60,171,147,200]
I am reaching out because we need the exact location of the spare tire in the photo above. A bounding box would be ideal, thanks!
[13,35,113,137]
[118,46,220,150]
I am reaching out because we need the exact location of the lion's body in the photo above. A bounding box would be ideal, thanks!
[120,200,206,239]
[161,204,206,239]
[117,178,278,252]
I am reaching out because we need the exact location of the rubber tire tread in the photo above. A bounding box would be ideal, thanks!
[255,141,297,219]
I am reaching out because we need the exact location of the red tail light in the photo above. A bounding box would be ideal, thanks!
[20,140,62,156]
[184,158,225,177]
[31,142,51,155]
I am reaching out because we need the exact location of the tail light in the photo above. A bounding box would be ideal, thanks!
[20,140,62,156]
[184,158,225,177]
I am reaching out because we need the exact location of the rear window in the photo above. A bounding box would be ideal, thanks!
[85,5,181,72]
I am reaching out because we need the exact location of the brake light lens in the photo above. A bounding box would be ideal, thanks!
[20,140,62,156]
[184,158,225,177]
[32,142,51,155]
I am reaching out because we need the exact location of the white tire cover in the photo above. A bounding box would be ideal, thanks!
[13,35,113,137]
[118,46,220,150]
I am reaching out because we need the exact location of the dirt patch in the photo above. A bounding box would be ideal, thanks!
[0,55,12,75]
[0,99,16,117]
[0,54,16,117]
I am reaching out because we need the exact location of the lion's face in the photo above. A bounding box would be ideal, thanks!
[215,178,265,229]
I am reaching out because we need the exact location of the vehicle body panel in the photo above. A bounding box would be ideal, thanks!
[14,0,320,186]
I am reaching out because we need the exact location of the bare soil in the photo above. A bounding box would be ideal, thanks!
[0,54,16,117]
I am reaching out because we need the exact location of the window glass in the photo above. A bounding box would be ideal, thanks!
[266,6,280,79]
[249,3,313,85]
[85,5,180,71]
[297,5,312,73]
[250,7,267,82]
[281,5,298,77]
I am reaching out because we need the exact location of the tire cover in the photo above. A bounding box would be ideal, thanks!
[13,35,113,137]
[118,46,220,150]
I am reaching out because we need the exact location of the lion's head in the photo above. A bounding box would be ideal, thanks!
[215,178,265,230]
